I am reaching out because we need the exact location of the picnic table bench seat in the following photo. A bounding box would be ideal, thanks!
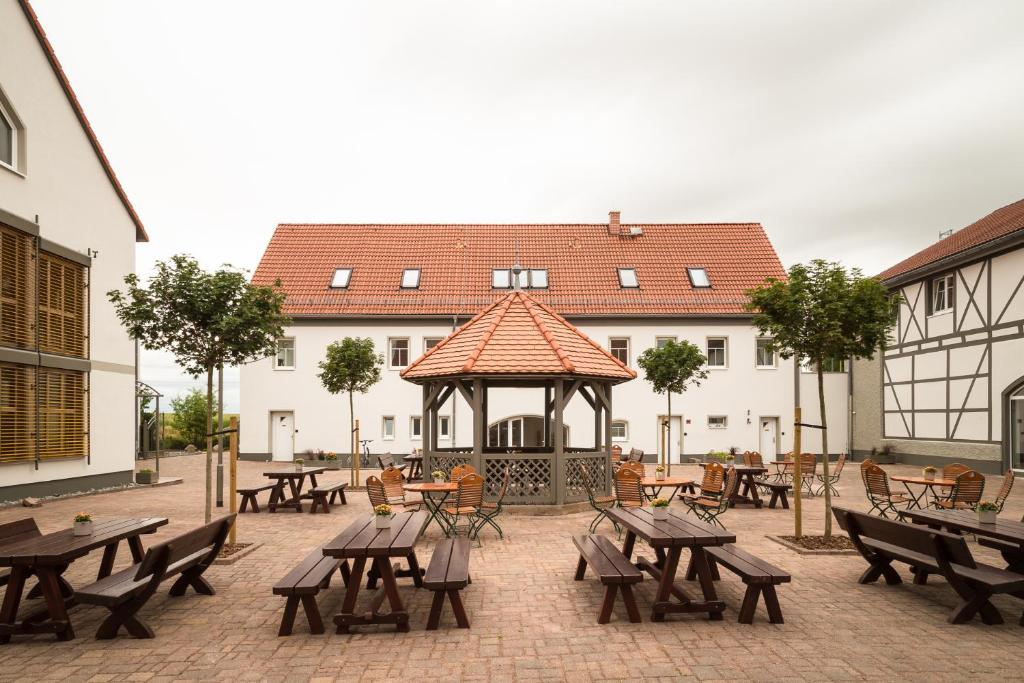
[309,482,349,514]
[423,537,471,630]
[273,546,349,636]
[238,484,278,513]
[75,515,235,639]
[834,506,1024,625]
[762,482,792,509]
[685,543,790,623]
[572,534,642,624]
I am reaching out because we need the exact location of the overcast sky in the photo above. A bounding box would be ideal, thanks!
[31,0,1024,411]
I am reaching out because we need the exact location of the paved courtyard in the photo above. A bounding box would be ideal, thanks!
[0,454,1021,682]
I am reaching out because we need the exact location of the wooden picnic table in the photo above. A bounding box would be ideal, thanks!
[263,466,327,512]
[901,508,1024,572]
[890,474,958,510]
[640,476,694,500]
[322,510,428,633]
[699,464,769,508]
[605,506,736,622]
[403,482,457,534]
[0,517,168,642]
[403,454,424,481]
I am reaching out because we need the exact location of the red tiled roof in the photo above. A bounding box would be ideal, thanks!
[17,1,147,242]
[879,198,1024,282]
[400,290,636,382]
[252,222,785,317]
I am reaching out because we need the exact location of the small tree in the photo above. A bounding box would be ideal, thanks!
[109,254,288,523]
[637,340,710,473]
[318,338,383,480]
[170,388,214,448]
[747,259,896,537]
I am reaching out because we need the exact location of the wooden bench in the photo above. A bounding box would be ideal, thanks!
[377,453,407,474]
[685,544,789,623]
[273,546,349,636]
[308,482,348,514]
[834,506,1024,625]
[762,482,791,509]
[423,538,471,630]
[238,484,278,513]
[572,534,642,624]
[75,515,235,639]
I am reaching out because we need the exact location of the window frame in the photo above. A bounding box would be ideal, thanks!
[617,268,639,288]
[755,337,777,369]
[401,268,421,289]
[707,415,728,430]
[706,336,728,369]
[329,268,352,289]
[388,337,410,369]
[0,95,19,172]
[410,416,422,440]
[437,415,451,440]
[608,337,630,366]
[423,337,443,353]
[529,269,548,289]
[274,337,295,370]
[611,420,628,441]
[929,273,955,315]
[687,267,711,288]
[820,357,848,373]
[491,269,511,289]
[655,336,677,349]
[381,415,395,441]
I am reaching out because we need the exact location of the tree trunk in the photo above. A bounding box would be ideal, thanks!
[349,389,355,482]
[204,363,214,524]
[818,365,832,538]
[666,392,672,475]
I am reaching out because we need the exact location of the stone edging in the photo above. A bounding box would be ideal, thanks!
[765,534,860,556]
[213,542,263,566]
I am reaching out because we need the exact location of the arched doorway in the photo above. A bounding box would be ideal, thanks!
[1008,380,1024,472]
[488,415,569,448]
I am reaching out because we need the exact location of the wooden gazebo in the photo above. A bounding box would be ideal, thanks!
[400,290,635,505]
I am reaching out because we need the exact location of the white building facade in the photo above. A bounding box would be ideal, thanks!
[0,0,146,501]
[241,217,848,463]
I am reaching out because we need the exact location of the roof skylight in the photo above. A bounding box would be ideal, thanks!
[617,268,639,288]
[401,268,421,289]
[330,268,352,289]
[687,268,711,288]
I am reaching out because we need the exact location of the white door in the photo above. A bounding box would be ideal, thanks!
[657,415,684,464]
[759,418,778,459]
[271,412,295,462]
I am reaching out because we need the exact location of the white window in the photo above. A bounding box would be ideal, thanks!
[611,420,628,441]
[438,415,451,439]
[401,268,421,289]
[687,268,711,288]
[493,269,548,289]
[617,268,639,288]
[389,338,410,368]
[707,337,727,368]
[529,269,548,288]
[492,269,511,288]
[609,338,630,366]
[656,336,677,349]
[0,96,18,170]
[708,415,728,429]
[931,274,954,314]
[330,268,352,289]
[424,337,443,352]
[410,416,422,440]
[755,338,776,368]
[382,416,395,440]
[274,338,295,370]
[820,357,847,373]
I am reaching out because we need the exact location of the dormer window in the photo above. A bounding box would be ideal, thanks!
[617,268,639,288]
[401,268,421,289]
[492,269,548,289]
[330,268,352,289]
[687,268,711,288]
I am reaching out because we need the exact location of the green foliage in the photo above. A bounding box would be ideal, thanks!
[745,259,897,367]
[636,340,710,395]
[170,389,213,448]
[318,338,384,396]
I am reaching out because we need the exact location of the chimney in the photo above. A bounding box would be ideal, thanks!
[609,210,621,235]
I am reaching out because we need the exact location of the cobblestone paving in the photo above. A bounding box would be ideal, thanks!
[0,455,1022,682]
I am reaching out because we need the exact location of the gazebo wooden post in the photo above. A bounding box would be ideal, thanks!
[543,383,552,448]
[591,380,602,451]
[422,382,433,475]
[604,381,613,491]
[472,378,484,474]
[553,378,565,505]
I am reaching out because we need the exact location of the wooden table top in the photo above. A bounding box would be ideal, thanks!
[640,476,693,487]
[263,466,327,478]
[403,482,458,493]
[0,517,168,566]
[699,464,768,474]
[322,511,428,558]
[890,475,958,486]
[403,454,423,461]
[606,507,735,548]
[901,508,1024,544]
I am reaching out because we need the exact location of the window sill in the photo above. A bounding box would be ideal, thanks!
[707,366,728,371]
[927,310,953,319]
[755,366,778,370]
[0,162,25,179]
[273,367,295,372]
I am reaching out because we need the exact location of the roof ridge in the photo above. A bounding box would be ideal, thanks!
[273,222,765,229]
[528,297,637,378]
[518,292,575,373]
[461,293,516,374]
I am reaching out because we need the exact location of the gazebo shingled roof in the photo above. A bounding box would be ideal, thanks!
[400,290,636,382]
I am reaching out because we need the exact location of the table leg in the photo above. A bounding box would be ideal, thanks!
[376,558,409,632]
[900,482,923,510]
[288,478,303,513]
[421,492,452,536]
[620,530,637,562]
[99,542,119,579]
[651,546,682,622]
[689,547,723,621]
[307,473,319,490]
[334,557,366,634]
[745,474,763,508]
[0,565,28,644]
[36,567,74,641]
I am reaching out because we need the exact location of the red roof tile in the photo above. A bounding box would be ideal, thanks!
[252,222,785,317]
[879,198,1024,282]
[400,290,636,382]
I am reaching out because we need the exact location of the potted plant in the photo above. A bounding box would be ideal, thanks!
[325,452,339,470]
[294,457,304,472]
[73,512,93,536]
[374,503,393,529]
[135,468,158,485]
[977,500,998,524]
[432,470,446,484]
[655,465,666,481]
[922,466,937,481]
[651,498,670,521]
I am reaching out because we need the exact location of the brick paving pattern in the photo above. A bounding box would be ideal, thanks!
[0,455,1021,682]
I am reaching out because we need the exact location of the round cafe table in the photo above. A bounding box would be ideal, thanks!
[640,476,695,501]
[889,474,959,510]
[403,482,458,535]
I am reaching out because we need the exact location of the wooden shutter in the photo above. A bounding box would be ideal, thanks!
[38,251,87,357]
[0,362,36,463]
[38,367,88,460]
[0,224,35,349]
